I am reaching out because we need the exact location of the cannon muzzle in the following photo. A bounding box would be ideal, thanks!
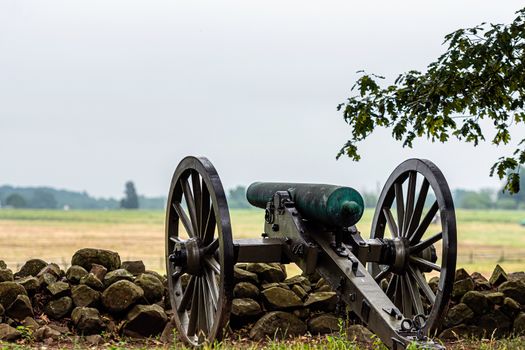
[246,182,364,228]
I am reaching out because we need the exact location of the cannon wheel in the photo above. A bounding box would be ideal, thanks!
[165,156,234,346]
[369,159,456,335]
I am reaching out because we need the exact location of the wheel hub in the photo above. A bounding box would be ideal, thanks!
[169,238,204,275]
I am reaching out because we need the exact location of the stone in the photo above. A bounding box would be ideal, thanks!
[71,248,121,271]
[262,282,289,290]
[71,284,100,307]
[484,291,505,305]
[145,270,165,283]
[308,314,340,334]
[38,272,58,287]
[514,312,525,335]
[292,285,308,300]
[292,308,310,319]
[37,263,61,278]
[508,272,525,281]
[89,264,107,281]
[85,334,104,345]
[477,309,512,337]
[66,265,89,284]
[80,273,104,290]
[122,304,168,338]
[134,273,164,304]
[314,278,328,290]
[231,298,262,317]
[246,263,286,283]
[15,259,47,278]
[455,268,470,281]
[471,272,491,290]
[283,275,310,288]
[0,281,27,308]
[438,324,484,340]
[6,294,33,321]
[498,280,525,304]
[121,261,146,276]
[0,303,3,316]
[428,276,440,294]
[460,291,490,315]
[0,323,21,341]
[444,303,474,327]
[16,276,40,294]
[346,324,374,344]
[234,266,259,284]
[71,307,105,334]
[102,280,144,313]
[104,268,134,287]
[0,269,13,282]
[34,325,61,341]
[304,292,337,311]
[452,278,475,299]
[47,281,70,298]
[48,324,69,334]
[500,297,521,318]
[316,285,332,292]
[262,287,303,309]
[489,264,508,287]
[234,282,260,299]
[249,311,306,340]
[21,316,39,330]
[0,261,6,269]
[44,296,73,319]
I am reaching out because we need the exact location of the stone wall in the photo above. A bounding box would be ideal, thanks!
[0,249,524,344]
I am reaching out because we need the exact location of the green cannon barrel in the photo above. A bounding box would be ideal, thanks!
[246,182,364,228]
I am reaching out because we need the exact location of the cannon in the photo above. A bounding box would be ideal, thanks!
[165,156,456,349]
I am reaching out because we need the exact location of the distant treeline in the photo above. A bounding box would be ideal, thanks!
[1,183,523,211]
[0,185,165,210]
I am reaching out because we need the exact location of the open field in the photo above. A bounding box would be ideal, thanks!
[1,209,525,276]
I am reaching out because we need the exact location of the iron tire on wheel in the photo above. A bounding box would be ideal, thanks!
[165,156,234,346]
[369,158,457,335]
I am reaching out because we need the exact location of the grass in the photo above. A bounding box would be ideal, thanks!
[1,209,525,276]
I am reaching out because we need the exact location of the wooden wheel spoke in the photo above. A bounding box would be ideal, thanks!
[170,236,184,244]
[394,182,405,237]
[403,172,417,237]
[409,256,441,272]
[182,178,199,237]
[191,171,203,236]
[409,232,442,254]
[394,276,403,309]
[205,269,219,312]
[204,238,219,255]
[374,266,390,282]
[171,268,184,281]
[177,276,196,313]
[406,178,429,237]
[383,207,399,238]
[409,265,436,304]
[202,204,216,245]
[200,180,211,239]
[409,201,438,244]
[186,278,200,336]
[173,202,195,237]
[401,276,413,317]
[204,256,221,275]
[197,277,208,336]
[405,272,425,315]
[386,275,397,298]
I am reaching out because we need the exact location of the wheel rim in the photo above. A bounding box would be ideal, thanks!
[165,156,234,346]
[369,159,456,334]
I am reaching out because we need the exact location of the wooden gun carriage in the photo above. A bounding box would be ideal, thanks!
[165,156,456,349]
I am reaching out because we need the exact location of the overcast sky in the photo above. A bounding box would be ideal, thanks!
[1,1,524,198]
